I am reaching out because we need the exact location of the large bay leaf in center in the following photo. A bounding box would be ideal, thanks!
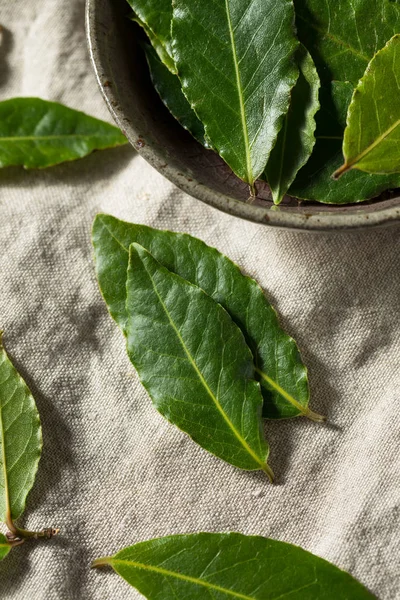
[92,215,318,422]
[125,244,271,476]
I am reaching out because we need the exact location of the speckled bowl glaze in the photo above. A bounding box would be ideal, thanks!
[86,0,400,230]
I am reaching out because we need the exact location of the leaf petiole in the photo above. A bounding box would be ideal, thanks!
[91,556,112,569]
[5,510,59,541]
[255,368,326,423]
[6,525,60,542]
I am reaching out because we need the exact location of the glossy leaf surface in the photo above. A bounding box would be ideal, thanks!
[126,0,173,57]
[144,44,205,144]
[93,532,374,599]
[0,98,127,169]
[131,14,176,74]
[92,214,319,421]
[0,534,11,561]
[294,0,400,84]
[289,82,400,203]
[336,35,400,178]
[171,0,299,187]
[265,46,320,204]
[0,334,42,522]
[125,244,271,475]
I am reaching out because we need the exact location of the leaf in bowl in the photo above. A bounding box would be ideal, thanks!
[126,0,173,56]
[294,0,400,84]
[130,13,176,74]
[143,43,205,144]
[335,35,400,178]
[171,0,299,190]
[264,45,320,205]
[289,82,400,203]
[0,98,128,169]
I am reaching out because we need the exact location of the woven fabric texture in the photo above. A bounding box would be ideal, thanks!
[0,1,399,598]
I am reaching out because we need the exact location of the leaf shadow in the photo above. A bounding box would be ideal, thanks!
[0,534,92,597]
[263,224,400,482]
[0,144,136,190]
[62,291,107,355]
[0,26,13,90]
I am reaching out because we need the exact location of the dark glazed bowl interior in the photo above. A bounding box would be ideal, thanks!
[86,0,400,230]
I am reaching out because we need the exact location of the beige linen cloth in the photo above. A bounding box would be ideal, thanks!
[0,1,399,598]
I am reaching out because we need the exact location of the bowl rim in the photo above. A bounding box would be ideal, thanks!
[86,0,400,231]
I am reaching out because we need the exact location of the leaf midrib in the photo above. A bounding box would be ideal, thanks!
[225,0,253,185]
[111,557,255,599]
[296,13,370,63]
[0,366,11,522]
[140,251,268,473]
[100,216,312,421]
[347,118,400,169]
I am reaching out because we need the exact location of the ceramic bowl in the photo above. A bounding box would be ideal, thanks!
[86,0,400,230]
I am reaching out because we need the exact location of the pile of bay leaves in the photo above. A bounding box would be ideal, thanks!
[127,0,400,205]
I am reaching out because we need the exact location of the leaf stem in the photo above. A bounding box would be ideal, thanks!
[332,162,350,179]
[5,512,59,542]
[92,557,112,569]
[255,367,326,423]
[262,463,275,483]
[9,527,60,540]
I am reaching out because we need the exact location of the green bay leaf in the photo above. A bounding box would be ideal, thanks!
[92,214,322,422]
[126,0,174,62]
[289,82,400,203]
[130,13,177,74]
[335,35,400,178]
[143,43,205,144]
[265,45,320,205]
[171,0,299,189]
[0,533,11,561]
[0,98,127,169]
[126,244,272,476]
[93,532,374,599]
[294,0,400,84]
[0,333,42,524]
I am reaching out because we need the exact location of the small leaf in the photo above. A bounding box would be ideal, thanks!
[294,0,400,84]
[130,13,177,74]
[335,35,400,178]
[0,333,42,523]
[126,243,272,476]
[93,214,322,421]
[265,45,320,205]
[171,0,299,188]
[0,98,128,169]
[126,0,174,63]
[0,534,11,561]
[93,532,374,599]
[289,82,400,203]
[143,43,205,144]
